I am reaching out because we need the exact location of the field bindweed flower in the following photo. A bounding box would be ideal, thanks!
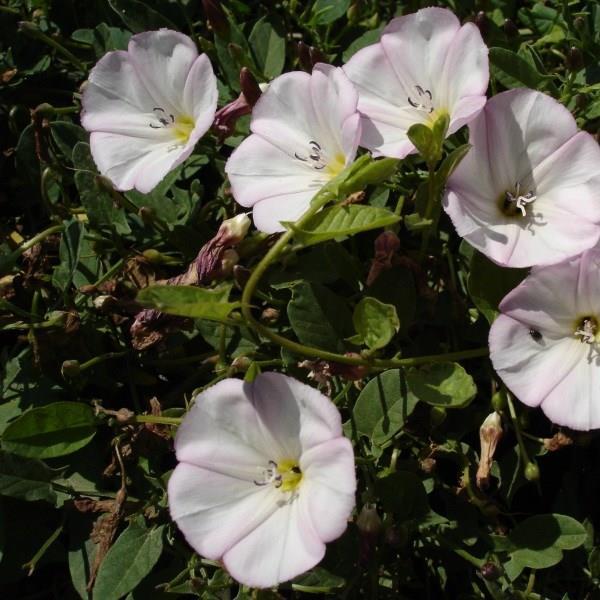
[168,372,356,588]
[343,7,488,158]
[81,29,218,193]
[225,64,361,233]
[444,89,600,267]
[489,249,600,430]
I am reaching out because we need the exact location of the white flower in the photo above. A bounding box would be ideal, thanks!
[444,89,600,267]
[81,29,218,194]
[168,372,356,588]
[343,7,488,158]
[489,249,600,430]
[225,64,362,233]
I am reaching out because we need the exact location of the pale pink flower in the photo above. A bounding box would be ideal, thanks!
[343,7,488,158]
[225,64,362,233]
[168,372,356,588]
[444,89,600,267]
[489,249,600,430]
[81,29,218,193]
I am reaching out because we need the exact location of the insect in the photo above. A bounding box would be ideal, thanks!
[529,328,542,341]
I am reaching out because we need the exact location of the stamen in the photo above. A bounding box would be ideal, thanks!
[407,85,434,113]
[252,459,302,492]
[294,140,328,170]
[529,328,542,341]
[575,318,597,344]
[502,182,537,217]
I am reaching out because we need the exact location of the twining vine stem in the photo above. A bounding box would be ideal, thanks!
[240,184,488,370]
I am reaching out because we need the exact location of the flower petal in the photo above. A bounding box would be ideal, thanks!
[539,355,600,431]
[174,378,281,476]
[128,29,198,115]
[252,372,344,457]
[300,437,356,541]
[182,53,218,135]
[489,314,584,407]
[223,496,325,588]
[226,134,325,209]
[252,190,318,233]
[89,132,183,193]
[168,462,279,559]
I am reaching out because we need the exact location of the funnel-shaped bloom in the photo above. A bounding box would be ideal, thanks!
[81,29,218,194]
[343,7,488,158]
[168,372,356,588]
[444,89,600,267]
[489,249,600,430]
[225,64,361,233]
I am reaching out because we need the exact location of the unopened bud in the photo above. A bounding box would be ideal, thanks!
[476,412,503,489]
[33,102,55,119]
[328,354,369,381]
[61,359,81,378]
[219,213,251,245]
[93,294,116,311]
[475,11,489,37]
[480,562,501,581]
[524,461,540,482]
[142,249,179,265]
[138,206,155,225]
[357,503,382,537]
[219,248,239,276]
[297,41,312,71]
[419,457,436,474]
[565,46,584,72]
[503,18,519,38]
[240,67,262,106]
[347,2,360,24]
[233,264,251,288]
[202,0,229,37]
[574,16,586,31]
[576,93,588,109]
[491,390,506,412]
[430,405,446,426]
[114,408,135,423]
[261,307,280,324]
[231,356,251,372]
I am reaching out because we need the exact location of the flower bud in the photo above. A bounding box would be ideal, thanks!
[231,356,251,372]
[357,503,382,537]
[430,406,446,426]
[565,46,584,72]
[219,248,239,276]
[574,16,586,31]
[475,11,489,37]
[297,41,311,72]
[93,294,116,311]
[503,18,519,38]
[240,67,262,106]
[261,307,280,324]
[219,213,251,246]
[61,359,81,378]
[202,0,229,38]
[491,390,506,412]
[476,411,503,489]
[480,562,501,581]
[524,461,540,482]
[138,206,155,225]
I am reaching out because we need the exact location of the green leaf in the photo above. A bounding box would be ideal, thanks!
[93,519,165,600]
[468,248,528,324]
[353,369,418,443]
[343,26,384,62]
[2,402,96,459]
[407,123,434,160]
[292,566,345,594]
[310,0,351,25]
[108,0,176,32]
[287,282,352,353]
[505,514,587,580]
[435,143,471,190]
[0,451,57,504]
[288,204,400,247]
[49,122,87,159]
[137,285,239,321]
[405,363,476,409]
[352,297,399,350]
[489,47,550,90]
[339,157,399,194]
[249,17,285,79]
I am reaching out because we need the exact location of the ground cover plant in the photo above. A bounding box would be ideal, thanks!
[3,0,600,598]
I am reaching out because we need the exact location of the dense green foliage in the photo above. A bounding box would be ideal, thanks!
[2,0,600,598]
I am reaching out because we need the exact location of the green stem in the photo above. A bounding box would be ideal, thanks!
[134,415,183,426]
[506,392,533,470]
[19,23,86,71]
[4,223,64,264]
[23,523,64,575]
[419,160,438,259]
[240,187,488,369]
[80,351,127,371]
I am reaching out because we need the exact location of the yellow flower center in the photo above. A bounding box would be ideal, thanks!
[424,108,449,128]
[325,152,346,178]
[172,114,195,144]
[277,459,303,492]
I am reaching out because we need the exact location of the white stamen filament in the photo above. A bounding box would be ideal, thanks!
[505,182,537,217]
[407,84,434,113]
[575,319,596,344]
